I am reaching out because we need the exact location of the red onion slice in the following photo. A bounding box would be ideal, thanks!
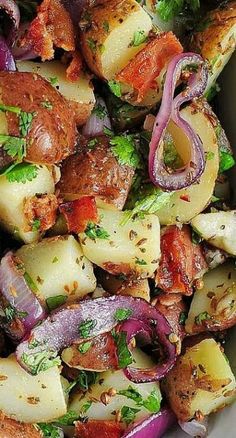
[0,252,46,340]
[82,96,112,138]
[16,295,177,379]
[122,408,176,438]
[149,53,208,191]
[0,0,20,46]
[0,35,16,71]
[179,418,208,437]
[12,22,37,61]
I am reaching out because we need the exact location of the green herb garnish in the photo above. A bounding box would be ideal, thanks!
[87,38,97,52]
[156,0,200,22]
[110,134,141,168]
[114,308,133,322]
[1,163,38,183]
[21,351,61,375]
[92,104,107,120]
[130,30,147,47]
[24,271,38,293]
[78,319,97,338]
[120,406,140,425]
[32,218,41,231]
[195,311,211,326]
[179,311,187,325]
[84,222,110,240]
[108,80,122,98]
[219,151,235,173]
[112,330,132,368]
[41,100,53,110]
[135,257,147,266]
[4,304,28,322]
[37,423,61,438]
[78,341,92,354]
[46,295,67,311]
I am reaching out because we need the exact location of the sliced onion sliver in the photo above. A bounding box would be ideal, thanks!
[122,408,176,438]
[0,0,20,46]
[0,35,16,71]
[149,52,208,191]
[0,252,46,340]
[82,96,112,138]
[16,295,177,378]
[179,418,208,437]
[12,22,37,61]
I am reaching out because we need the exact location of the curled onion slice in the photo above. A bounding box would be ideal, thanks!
[179,418,208,437]
[0,252,46,340]
[0,35,16,70]
[16,295,177,378]
[0,0,20,46]
[12,22,37,61]
[149,52,208,191]
[122,408,176,438]
[82,96,112,138]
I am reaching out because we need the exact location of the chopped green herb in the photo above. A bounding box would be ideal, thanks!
[87,138,98,150]
[219,151,235,173]
[32,218,41,231]
[103,126,113,137]
[112,330,132,368]
[110,135,141,168]
[37,423,61,438]
[4,304,28,322]
[130,30,147,47]
[78,319,97,338]
[19,111,35,137]
[85,222,110,240]
[114,308,133,322]
[0,104,21,114]
[0,134,26,161]
[205,151,215,161]
[195,311,211,326]
[205,83,220,102]
[179,311,187,325]
[92,104,107,120]
[156,0,200,22]
[163,135,184,170]
[49,76,58,86]
[135,257,147,266]
[98,44,105,54]
[191,228,202,245]
[41,100,53,110]
[87,38,97,52]
[78,341,92,354]
[142,389,161,413]
[56,410,80,426]
[24,272,38,293]
[120,406,140,425]
[118,386,143,404]
[81,400,93,413]
[21,351,61,375]
[65,371,97,394]
[108,80,122,98]
[28,338,40,349]
[103,20,109,32]
[2,163,38,183]
[46,295,67,311]
[52,256,59,263]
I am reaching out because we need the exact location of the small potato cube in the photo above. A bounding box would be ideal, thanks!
[0,165,56,244]
[163,338,236,421]
[16,235,96,305]
[0,354,67,423]
[185,262,236,334]
[79,208,160,278]
[80,0,152,79]
[191,210,236,256]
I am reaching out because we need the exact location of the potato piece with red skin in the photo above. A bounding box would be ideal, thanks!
[23,194,58,232]
[155,294,187,339]
[0,412,42,437]
[0,71,76,165]
[59,196,98,233]
[155,225,207,296]
[75,420,123,438]
[57,136,134,210]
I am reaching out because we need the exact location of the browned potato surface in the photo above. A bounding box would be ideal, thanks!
[0,72,76,165]
[57,135,134,209]
[0,412,42,437]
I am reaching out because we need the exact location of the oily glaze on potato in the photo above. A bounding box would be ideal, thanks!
[185,262,236,334]
[189,1,236,89]
[0,71,76,165]
[163,338,236,422]
[156,101,219,224]
[79,0,152,79]
[57,136,134,210]
[17,61,95,126]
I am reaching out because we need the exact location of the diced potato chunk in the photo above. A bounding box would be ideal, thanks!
[156,102,219,224]
[163,338,236,421]
[0,165,56,243]
[16,235,96,305]
[17,61,95,126]
[186,262,236,334]
[0,354,67,423]
[191,210,236,256]
[69,349,161,424]
[80,0,152,79]
[79,208,160,278]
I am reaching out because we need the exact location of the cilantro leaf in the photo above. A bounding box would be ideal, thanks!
[108,80,122,98]
[0,135,26,161]
[118,386,143,404]
[37,423,61,438]
[112,330,132,368]
[156,0,200,21]
[19,111,35,137]
[121,406,140,425]
[56,410,81,426]
[114,308,133,322]
[110,135,141,168]
[163,135,184,170]
[130,30,147,47]
[87,38,97,52]
[142,389,161,413]
[78,341,92,354]
[1,163,38,184]
[4,304,28,322]
[21,351,61,375]
[195,311,211,326]
[46,295,68,311]
[78,319,97,338]
[179,311,187,325]
[65,371,97,394]
[92,103,107,120]
[219,151,235,173]
[135,257,147,266]
[85,222,110,240]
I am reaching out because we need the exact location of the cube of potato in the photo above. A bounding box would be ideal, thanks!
[185,262,236,334]
[0,354,67,423]
[17,60,95,126]
[69,348,162,424]
[191,210,236,256]
[57,136,134,210]
[96,270,150,301]
[163,338,236,421]
[16,235,96,305]
[189,1,236,90]
[80,0,152,79]
[79,208,160,278]
[0,165,56,244]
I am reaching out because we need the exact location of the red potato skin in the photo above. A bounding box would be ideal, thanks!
[75,420,124,438]
[23,194,58,232]
[155,225,207,295]
[59,196,98,233]
[0,71,77,165]
[0,412,42,438]
[155,294,187,339]
[57,136,134,209]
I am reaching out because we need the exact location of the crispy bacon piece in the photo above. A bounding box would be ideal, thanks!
[25,0,75,61]
[75,420,124,438]
[155,294,187,340]
[66,51,83,81]
[59,196,98,233]
[156,225,207,296]
[116,32,183,102]
[24,194,58,232]
[0,411,42,438]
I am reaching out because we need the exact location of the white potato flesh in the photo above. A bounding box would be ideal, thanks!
[156,104,219,224]
[185,262,236,334]
[0,354,67,423]
[17,60,95,125]
[79,208,160,278]
[16,235,96,304]
[0,165,55,243]
[69,349,161,423]
[101,5,152,79]
[191,210,236,256]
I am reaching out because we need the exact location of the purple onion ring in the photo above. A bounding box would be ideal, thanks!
[0,35,16,71]
[122,408,176,438]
